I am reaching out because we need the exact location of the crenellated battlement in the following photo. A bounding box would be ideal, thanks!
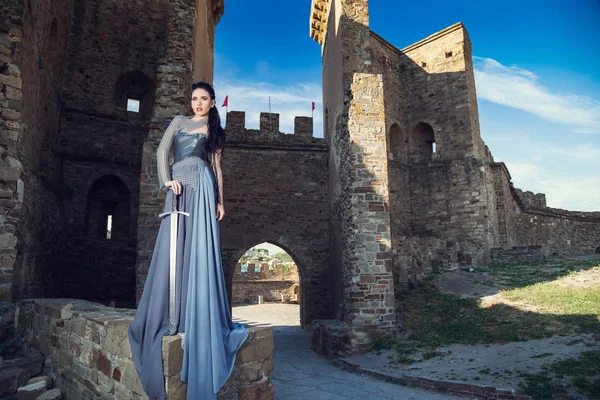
[225,111,324,145]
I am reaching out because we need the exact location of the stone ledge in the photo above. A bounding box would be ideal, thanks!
[333,358,530,400]
[312,319,351,358]
[16,298,274,400]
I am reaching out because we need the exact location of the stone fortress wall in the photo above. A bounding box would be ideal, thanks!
[0,0,598,376]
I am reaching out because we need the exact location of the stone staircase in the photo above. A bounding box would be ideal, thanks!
[0,302,62,399]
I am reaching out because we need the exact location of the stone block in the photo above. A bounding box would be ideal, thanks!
[36,388,62,400]
[26,376,51,389]
[71,319,86,338]
[0,167,20,182]
[2,108,21,121]
[5,86,22,101]
[262,357,274,376]
[165,374,186,399]
[236,334,273,364]
[162,334,183,377]
[121,361,144,395]
[239,361,262,382]
[237,378,274,400]
[95,350,112,377]
[0,74,22,89]
[97,371,115,395]
[16,379,47,400]
[105,320,131,358]
[0,367,29,396]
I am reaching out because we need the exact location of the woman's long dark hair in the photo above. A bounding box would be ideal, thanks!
[191,81,225,155]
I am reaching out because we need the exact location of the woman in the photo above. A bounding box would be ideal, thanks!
[128,82,248,400]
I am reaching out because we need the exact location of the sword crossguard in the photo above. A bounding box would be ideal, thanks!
[159,211,191,218]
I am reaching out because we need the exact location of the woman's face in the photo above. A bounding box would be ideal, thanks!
[191,88,215,118]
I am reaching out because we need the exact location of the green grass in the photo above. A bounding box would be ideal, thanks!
[502,268,600,319]
[396,286,597,349]
[385,260,600,399]
[519,350,600,399]
[394,264,600,349]
[519,373,567,399]
[480,259,600,289]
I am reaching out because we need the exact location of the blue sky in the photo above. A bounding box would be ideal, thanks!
[213,0,600,211]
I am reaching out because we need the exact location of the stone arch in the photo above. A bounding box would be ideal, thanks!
[408,122,435,163]
[84,175,131,241]
[596,246,600,254]
[227,239,308,328]
[388,123,405,162]
[113,71,155,118]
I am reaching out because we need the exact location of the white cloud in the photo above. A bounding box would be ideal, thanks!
[503,160,600,211]
[474,57,600,134]
[214,79,323,136]
[539,177,600,211]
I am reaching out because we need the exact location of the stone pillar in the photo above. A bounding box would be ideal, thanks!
[259,113,279,132]
[135,0,196,302]
[192,0,224,84]
[314,0,395,353]
[294,116,313,137]
[226,111,245,131]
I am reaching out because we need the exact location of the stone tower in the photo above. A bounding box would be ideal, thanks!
[310,0,600,355]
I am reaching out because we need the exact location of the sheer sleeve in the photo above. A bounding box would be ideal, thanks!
[157,116,180,190]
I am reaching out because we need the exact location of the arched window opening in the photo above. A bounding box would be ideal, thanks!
[409,122,435,163]
[127,99,140,113]
[85,175,131,241]
[231,242,301,327]
[114,71,154,117]
[106,215,113,239]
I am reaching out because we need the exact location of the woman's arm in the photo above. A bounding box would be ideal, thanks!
[214,149,225,221]
[157,116,180,190]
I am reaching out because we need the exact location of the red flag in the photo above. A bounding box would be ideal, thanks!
[222,95,229,107]
[311,101,315,111]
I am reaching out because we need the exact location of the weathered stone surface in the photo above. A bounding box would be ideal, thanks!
[35,388,62,400]
[0,367,29,396]
[237,378,274,400]
[2,108,21,121]
[232,262,300,304]
[16,300,274,399]
[237,335,274,364]
[162,334,183,377]
[0,74,22,89]
[239,361,262,382]
[0,167,20,182]
[120,361,144,395]
[16,379,47,400]
[26,376,51,389]
[166,374,187,399]
[105,320,131,358]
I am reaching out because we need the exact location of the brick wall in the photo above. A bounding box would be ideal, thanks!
[16,298,274,399]
[219,111,330,326]
[232,262,300,304]
[1,0,74,302]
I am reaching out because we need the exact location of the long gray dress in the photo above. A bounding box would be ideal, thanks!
[128,116,248,400]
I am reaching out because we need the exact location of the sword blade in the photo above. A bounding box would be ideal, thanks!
[169,204,178,333]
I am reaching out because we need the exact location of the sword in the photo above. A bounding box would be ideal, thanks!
[159,194,190,332]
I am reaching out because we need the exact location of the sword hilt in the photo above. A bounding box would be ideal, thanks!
[159,192,190,218]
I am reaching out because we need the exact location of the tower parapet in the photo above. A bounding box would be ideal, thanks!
[224,111,322,145]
